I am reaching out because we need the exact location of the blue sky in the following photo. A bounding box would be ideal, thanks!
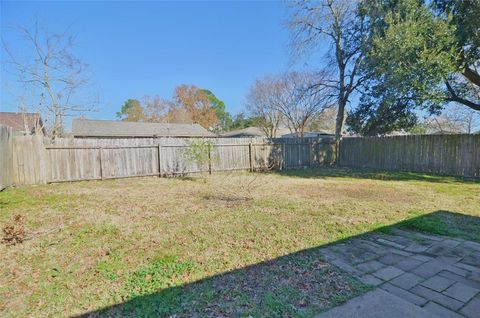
[1,1,308,121]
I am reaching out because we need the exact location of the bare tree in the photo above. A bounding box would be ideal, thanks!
[423,105,480,134]
[245,76,284,138]
[3,20,96,138]
[289,0,366,141]
[274,71,334,137]
[307,106,337,133]
[142,95,172,123]
[464,108,480,134]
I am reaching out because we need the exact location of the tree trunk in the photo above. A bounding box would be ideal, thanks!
[335,98,346,141]
[333,98,347,166]
[52,112,61,139]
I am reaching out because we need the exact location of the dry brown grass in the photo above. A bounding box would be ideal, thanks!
[0,168,479,317]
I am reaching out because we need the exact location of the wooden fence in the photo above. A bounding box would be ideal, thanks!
[7,133,480,186]
[0,125,14,190]
[338,134,480,178]
[12,136,336,185]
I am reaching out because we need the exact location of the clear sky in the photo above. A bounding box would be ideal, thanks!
[1,1,303,121]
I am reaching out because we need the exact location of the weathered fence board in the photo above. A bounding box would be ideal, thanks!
[338,134,480,178]
[0,125,14,190]
[12,135,49,185]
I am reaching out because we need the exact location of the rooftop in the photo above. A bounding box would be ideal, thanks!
[72,119,216,138]
[220,126,291,138]
[0,112,46,135]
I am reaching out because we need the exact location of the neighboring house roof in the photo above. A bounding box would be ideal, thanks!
[220,127,291,138]
[72,119,216,138]
[385,130,411,136]
[0,112,46,135]
[220,127,266,138]
[430,130,462,135]
[281,131,335,138]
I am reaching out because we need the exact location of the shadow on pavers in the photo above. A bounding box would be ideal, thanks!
[75,211,479,318]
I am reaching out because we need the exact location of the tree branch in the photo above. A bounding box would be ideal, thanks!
[445,81,480,111]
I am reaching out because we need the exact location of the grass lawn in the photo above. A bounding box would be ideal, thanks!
[1,168,479,317]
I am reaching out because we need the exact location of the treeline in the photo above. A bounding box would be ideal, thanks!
[118,72,338,137]
[115,84,272,133]
[286,0,479,137]
[116,85,227,132]
[133,0,478,138]
[7,1,478,138]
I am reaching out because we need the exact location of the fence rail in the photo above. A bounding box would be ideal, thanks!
[11,136,335,185]
[338,134,480,178]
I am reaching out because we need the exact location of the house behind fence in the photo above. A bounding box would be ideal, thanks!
[0,112,46,136]
[72,119,216,138]
[219,127,291,138]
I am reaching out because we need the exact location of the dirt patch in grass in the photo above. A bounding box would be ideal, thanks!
[0,169,479,317]
[2,214,25,246]
[200,192,254,208]
[290,181,417,205]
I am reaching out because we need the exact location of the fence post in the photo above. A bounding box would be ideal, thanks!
[282,142,286,170]
[99,147,104,180]
[208,144,212,175]
[263,143,267,170]
[336,139,341,166]
[249,142,253,172]
[309,140,314,167]
[157,144,162,177]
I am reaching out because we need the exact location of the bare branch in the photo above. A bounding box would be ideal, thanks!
[3,19,95,137]
[288,0,365,141]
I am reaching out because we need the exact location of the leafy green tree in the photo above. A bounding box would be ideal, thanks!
[347,94,419,135]
[182,139,215,174]
[116,99,144,121]
[201,89,233,132]
[433,0,480,110]
[348,0,479,135]
[229,113,262,130]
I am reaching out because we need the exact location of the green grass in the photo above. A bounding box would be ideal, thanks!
[400,210,480,242]
[279,167,480,184]
[0,168,479,317]
[118,256,195,316]
[109,249,371,318]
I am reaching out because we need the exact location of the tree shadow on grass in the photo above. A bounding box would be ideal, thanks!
[75,211,480,318]
[277,167,480,184]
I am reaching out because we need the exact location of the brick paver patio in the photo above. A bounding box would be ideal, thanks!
[320,229,480,317]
